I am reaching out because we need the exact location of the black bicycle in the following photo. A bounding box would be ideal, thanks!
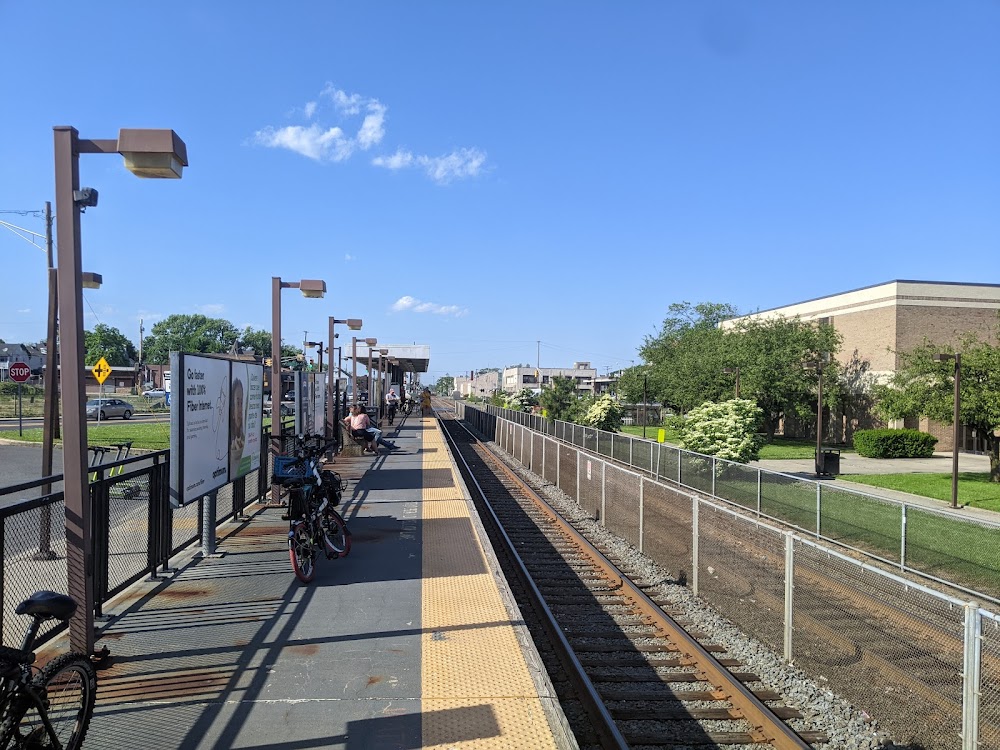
[273,437,352,583]
[0,592,96,750]
[399,398,414,417]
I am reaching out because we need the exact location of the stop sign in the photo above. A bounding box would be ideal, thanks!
[8,362,31,383]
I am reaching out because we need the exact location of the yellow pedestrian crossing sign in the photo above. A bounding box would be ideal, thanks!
[92,357,111,385]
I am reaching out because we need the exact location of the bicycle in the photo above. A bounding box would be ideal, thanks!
[0,592,96,750]
[273,437,352,583]
[400,399,414,417]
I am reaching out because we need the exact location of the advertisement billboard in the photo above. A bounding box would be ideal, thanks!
[169,352,264,508]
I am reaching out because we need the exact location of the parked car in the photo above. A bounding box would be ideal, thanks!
[86,398,133,420]
[142,388,166,398]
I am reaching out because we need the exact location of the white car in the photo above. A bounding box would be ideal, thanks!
[142,389,166,398]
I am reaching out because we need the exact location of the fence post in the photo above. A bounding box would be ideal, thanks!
[901,504,908,571]
[784,532,794,662]
[815,483,822,538]
[576,449,581,506]
[655,444,660,482]
[711,457,716,497]
[556,438,560,489]
[691,497,699,596]
[962,601,981,750]
[639,476,644,553]
[629,435,633,466]
[201,492,217,557]
[757,469,762,515]
[600,461,606,526]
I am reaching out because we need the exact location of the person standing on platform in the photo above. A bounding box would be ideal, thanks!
[386,388,399,425]
[420,388,432,417]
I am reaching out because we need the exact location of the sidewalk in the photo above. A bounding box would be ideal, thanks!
[751,451,1000,525]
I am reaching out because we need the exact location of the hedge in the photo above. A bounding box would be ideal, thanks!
[853,428,938,458]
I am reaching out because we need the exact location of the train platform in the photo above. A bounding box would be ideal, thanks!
[43,414,576,749]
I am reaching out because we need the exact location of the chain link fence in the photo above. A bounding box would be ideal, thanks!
[467,402,1000,605]
[458,402,995,750]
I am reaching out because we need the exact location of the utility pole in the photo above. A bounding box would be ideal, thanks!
[38,201,58,560]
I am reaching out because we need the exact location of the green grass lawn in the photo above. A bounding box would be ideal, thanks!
[11,422,172,451]
[620,424,683,443]
[619,427,849,461]
[841,472,1000,511]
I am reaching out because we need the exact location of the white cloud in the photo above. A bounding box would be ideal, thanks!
[390,295,467,317]
[373,147,487,184]
[372,149,414,170]
[254,84,485,182]
[357,102,386,150]
[252,124,353,162]
[17,308,30,314]
[344,253,354,261]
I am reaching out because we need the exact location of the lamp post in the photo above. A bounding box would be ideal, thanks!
[378,348,389,420]
[305,341,323,371]
[805,357,826,477]
[352,336,377,406]
[723,366,741,399]
[271,276,326,501]
[933,353,962,509]
[328,318,362,438]
[642,372,648,439]
[54,125,187,657]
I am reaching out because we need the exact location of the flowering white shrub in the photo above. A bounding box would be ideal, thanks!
[581,394,623,432]
[505,388,538,412]
[679,399,763,464]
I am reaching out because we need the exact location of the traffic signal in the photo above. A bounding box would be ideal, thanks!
[264,358,272,367]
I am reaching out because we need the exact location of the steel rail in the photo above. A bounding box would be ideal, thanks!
[438,412,630,750]
[444,412,814,750]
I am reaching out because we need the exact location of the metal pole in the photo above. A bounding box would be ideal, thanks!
[815,362,824,477]
[54,125,94,657]
[327,318,335,440]
[367,347,374,413]
[352,337,358,406]
[270,277,282,502]
[643,373,647,439]
[951,354,961,509]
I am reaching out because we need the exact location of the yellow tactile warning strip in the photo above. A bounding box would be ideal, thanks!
[421,417,561,750]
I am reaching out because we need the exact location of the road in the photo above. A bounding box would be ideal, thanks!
[0,413,169,432]
[0,442,62,491]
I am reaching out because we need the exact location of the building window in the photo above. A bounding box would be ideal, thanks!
[522,375,537,384]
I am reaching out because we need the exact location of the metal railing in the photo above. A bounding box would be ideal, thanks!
[0,427,280,650]
[459,402,995,750]
[461,402,1000,604]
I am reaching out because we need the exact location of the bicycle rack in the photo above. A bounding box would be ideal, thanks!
[87,441,133,482]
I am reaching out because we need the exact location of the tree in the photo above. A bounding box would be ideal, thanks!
[875,334,1000,482]
[434,376,455,396]
[506,388,538,412]
[142,315,240,363]
[730,316,842,441]
[539,376,579,422]
[581,394,623,432]
[679,399,763,464]
[630,302,739,413]
[84,324,137,366]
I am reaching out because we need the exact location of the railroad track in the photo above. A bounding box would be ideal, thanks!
[439,410,821,749]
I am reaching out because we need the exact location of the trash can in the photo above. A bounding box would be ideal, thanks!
[816,448,841,476]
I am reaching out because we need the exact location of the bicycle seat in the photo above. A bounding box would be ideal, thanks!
[15,591,77,621]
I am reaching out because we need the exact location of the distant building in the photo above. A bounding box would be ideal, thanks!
[723,280,1000,450]
[457,370,500,398]
[0,342,45,381]
[502,362,597,395]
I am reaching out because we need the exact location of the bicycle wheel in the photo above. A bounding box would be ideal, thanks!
[288,521,316,582]
[321,509,351,559]
[1,652,96,750]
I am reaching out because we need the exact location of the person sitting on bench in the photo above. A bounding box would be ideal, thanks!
[343,403,398,453]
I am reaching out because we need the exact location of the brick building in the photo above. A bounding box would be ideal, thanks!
[724,280,1000,450]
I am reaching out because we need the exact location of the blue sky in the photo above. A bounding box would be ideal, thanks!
[1,2,998,383]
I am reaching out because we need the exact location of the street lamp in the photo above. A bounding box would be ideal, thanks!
[804,356,827,477]
[305,341,323,371]
[53,125,187,657]
[352,336,377,406]
[378,348,389,420]
[271,276,326,501]
[933,353,962,509]
[723,367,741,399]
[328,318,362,438]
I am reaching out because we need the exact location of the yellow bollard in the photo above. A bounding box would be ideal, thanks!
[657,428,665,443]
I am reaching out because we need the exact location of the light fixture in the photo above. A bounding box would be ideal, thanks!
[81,272,102,289]
[117,129,189,179]
[297,279,326,298]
